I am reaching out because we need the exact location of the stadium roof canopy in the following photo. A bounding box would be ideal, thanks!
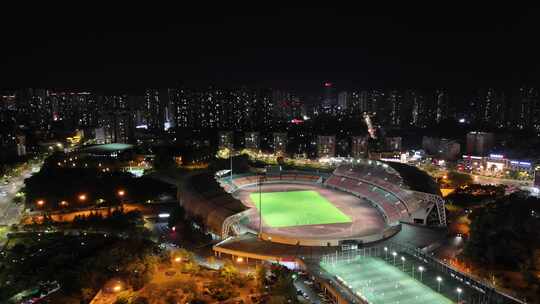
[385,162,441,196]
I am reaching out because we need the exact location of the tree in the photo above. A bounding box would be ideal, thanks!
[167,205,186,229]
[131,297,149,304]
[80,287,96,303]
[267,296,287,304]
[255,264,266,290]
[12,196,24,204]
[219,261,239,282]
[153,148,176,172]
[113,297,129,304]
[447,171,473,188]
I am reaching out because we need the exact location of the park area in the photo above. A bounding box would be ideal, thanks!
[321,256,454,304]
[249,190,351,227]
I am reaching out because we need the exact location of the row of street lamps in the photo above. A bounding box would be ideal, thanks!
[36,189,126,207]
[384,247,463,302]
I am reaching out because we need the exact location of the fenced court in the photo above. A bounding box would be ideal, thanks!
[321,255,454,304]
[249,190,352,227]
[318,243,523,304]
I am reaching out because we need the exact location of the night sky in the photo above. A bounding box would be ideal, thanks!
[1,5,539,93]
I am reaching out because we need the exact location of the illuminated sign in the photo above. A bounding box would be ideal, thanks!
[463,155,483,160]
[489,154,504,159]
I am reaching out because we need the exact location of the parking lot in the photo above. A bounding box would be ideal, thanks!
[294,272,335,304]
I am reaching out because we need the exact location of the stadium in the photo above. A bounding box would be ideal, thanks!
[179,159,446,247]
[178,161,516,303]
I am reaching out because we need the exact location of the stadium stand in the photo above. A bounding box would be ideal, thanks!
[325,162,446,227]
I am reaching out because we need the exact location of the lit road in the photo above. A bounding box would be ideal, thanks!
[469,174,532,188]
[0,166,35,226]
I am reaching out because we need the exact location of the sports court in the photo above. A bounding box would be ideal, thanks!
[249,190,352,227]
[321,256,454,304]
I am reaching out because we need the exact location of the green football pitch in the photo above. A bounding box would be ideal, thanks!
[249,190,352,228]
[321,256,454,304]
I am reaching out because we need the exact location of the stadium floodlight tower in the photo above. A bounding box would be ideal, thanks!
[258,174,266,238]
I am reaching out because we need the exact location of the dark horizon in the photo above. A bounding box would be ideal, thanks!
[1,6,540,94]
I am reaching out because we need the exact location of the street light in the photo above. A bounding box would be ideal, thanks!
[456,287,462,302]
[78,194,87,202]
[418,266,424,281]
[437,276,442,292]
[384,247,388,260]
[392,251,397,265]
[60,200,68,207]
[36,200,45,207]
[117,189,126,205]
[401,256,405,271]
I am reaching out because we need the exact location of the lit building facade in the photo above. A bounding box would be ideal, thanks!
[244,132,260,150]
[317,135,336,158]
[272,132,287,154]
[466,131,494,156]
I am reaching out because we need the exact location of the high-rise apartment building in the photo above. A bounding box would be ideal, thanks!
[317,135,336,158]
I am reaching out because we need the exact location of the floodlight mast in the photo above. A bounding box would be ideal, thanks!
[258,174,265,238]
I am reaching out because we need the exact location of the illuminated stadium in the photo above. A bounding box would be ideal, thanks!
[180,159,446,247]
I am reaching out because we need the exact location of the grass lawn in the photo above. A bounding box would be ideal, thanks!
[249,190,351,227]
[321,256,454,304]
